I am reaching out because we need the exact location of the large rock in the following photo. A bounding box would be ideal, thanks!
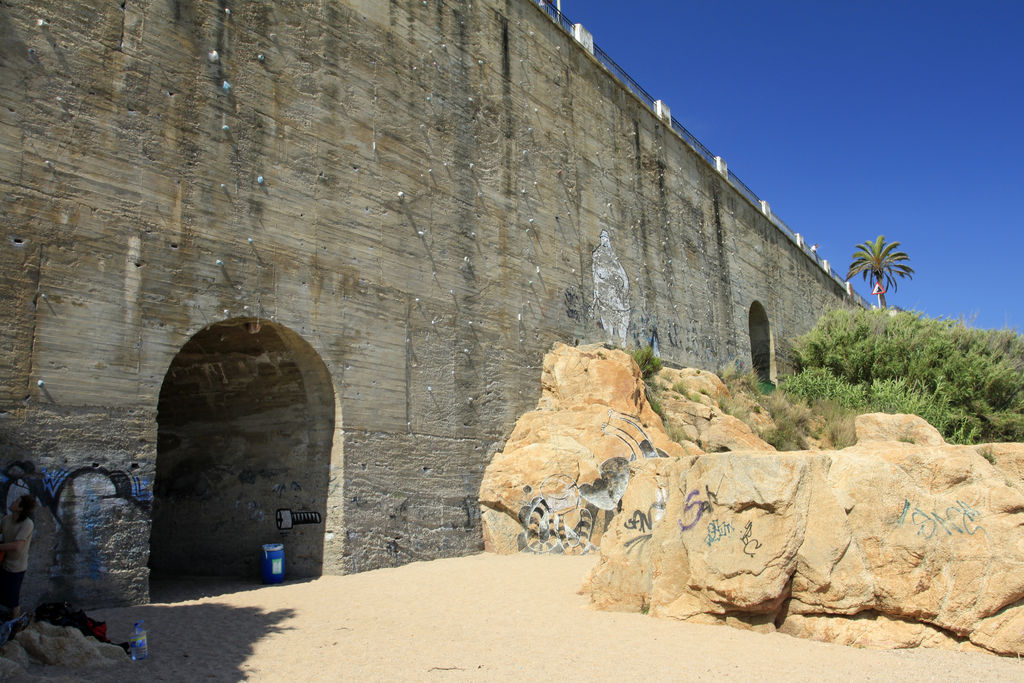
[655,368,774,453]
[478,344,688,554]
[983,442,1024,489]
[855,412,945,446]
[583,443,1024,656]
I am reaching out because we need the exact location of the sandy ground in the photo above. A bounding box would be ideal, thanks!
[13,553,1024,682]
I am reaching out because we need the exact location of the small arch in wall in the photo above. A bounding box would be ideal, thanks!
[748,301,776,385]
[150,318,335,582]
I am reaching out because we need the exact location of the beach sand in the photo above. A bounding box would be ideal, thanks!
[14,553,1024,681]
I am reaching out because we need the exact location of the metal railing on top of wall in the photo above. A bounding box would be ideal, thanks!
[533,1,869,308]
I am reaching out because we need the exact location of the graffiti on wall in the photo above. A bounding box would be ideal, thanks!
[0,460,152,525]
[517,410,668,554]
[592,230,630,342]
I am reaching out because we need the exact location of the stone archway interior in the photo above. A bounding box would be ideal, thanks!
[748,301,774,385]
[151,319,334,579]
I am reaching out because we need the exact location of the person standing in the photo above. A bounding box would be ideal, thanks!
[0,495,36,619]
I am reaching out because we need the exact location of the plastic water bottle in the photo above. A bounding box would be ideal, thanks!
[129,621,148,661]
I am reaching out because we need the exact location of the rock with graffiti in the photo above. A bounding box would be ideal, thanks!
[478,343,686,555]
[584,435,1024,658]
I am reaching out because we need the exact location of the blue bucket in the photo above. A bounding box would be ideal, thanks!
[261,543,285,584]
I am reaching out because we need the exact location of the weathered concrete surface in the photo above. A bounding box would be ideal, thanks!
[0,0,857,606]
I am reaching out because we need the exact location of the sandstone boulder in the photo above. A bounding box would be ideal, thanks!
[982,442,1024,489]
[655,369,774,453]
[583,443,1024,656]
[479,344,688,554]
[855,412,945,446]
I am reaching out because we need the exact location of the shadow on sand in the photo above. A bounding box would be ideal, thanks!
[13,580,306,682]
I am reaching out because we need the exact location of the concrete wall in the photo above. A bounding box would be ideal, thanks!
[0,0,857,606]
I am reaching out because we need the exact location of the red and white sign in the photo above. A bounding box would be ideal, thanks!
[871,281,887,296]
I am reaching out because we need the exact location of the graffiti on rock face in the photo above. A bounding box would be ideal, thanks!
[517,475,596,554]
[622,486,668,555]
[677,489,708,533]
[704,519,733,547]
[517,411,668,554]
[740,520,762,557]
[602,410,671,462]
[895,499,984,539]
[676,478,762,557]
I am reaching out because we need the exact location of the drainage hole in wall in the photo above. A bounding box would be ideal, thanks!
[170,242,178,249]
[11,237,25,246]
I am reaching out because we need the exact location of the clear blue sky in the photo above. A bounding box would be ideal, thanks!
[552,1,1023,332]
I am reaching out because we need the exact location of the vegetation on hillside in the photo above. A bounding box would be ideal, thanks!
[718,365,856,451]
[782,309,1024,444]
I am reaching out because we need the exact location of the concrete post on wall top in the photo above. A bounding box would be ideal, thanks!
[759,200,771,217]
[795,233,804,249]
[573,24,594,54]
[654,100,671,123]
[846,281,854,296]
[822,259,830,275]
[715,156,728,177]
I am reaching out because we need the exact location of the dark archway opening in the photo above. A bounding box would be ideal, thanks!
[748,301,775,385]
[150,319,334,582]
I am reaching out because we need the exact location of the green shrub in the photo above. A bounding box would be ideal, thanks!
[632,345,663,380]
[779,367,867,410]
[647,390,664,418]
[813,399,858,449]
[788,309,1024,444]
[761,392,812,451]
[718,363,760,397]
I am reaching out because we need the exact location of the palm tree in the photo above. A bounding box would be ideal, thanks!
[846,235,913,308]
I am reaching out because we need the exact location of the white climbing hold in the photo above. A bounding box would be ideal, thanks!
[257,175,264,184]
[222,81,231,93]
[208,50,219,62]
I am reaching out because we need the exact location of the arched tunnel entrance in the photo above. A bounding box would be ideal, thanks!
[748,301,776,385]
[150,319,335,581]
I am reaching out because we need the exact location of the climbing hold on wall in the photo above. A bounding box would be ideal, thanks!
[257,53,265,62]
[222,81,231,93]
[257,176,264,184]
[222,124,230,132]
[208,50,219,62]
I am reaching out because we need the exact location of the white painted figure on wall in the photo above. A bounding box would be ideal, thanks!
[592,230,630,342]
